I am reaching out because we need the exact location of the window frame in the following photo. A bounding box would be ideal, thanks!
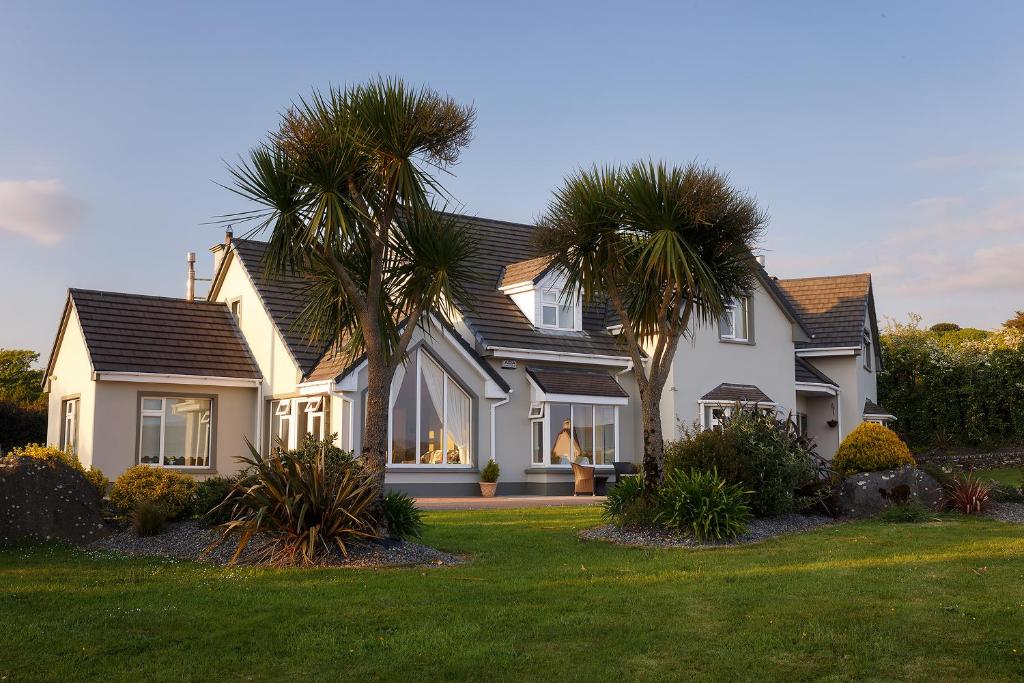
[387,348,474,468]
[60,396,80,455]
[227,296,242,325]
[532,401,619,467]
[719,297,750,343]
[268,395,328,452]
[863,330,873,371]
[699,401,777,431]
[136,394,215,470]
[538,288,576,331]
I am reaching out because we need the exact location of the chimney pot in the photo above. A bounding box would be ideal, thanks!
[225,226,233,246]
[186,252,197,302]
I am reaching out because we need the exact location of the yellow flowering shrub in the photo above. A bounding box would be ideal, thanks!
[833,423,915,475]
[6,443,108,497]
[110,465,197,519]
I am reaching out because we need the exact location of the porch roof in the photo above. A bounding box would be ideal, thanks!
[700,383,773,404]
[525,366,628,398]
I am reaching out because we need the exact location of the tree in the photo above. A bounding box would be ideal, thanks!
[1005,311,1024,332]
[929,322,960,333]
[0,349,45,406]
[225,78,478,496]
[535,162,765,494]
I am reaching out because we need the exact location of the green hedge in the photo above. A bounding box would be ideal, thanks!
[879,318,1024,449]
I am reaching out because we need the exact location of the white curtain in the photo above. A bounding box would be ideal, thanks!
[420,353,446,463]
[446,381,470,464]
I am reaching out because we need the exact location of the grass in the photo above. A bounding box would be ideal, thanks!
[2,507,1024,682]
[973,467,1024,487]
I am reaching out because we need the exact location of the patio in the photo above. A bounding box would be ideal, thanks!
[415,495,607,511]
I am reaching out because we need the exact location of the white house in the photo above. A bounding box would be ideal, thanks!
[44,213,892,494]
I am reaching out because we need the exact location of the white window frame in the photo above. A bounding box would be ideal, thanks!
[61,398,79,455]
[269,395,327,451]
[228,296,242,325]
[699,401,777,430]
[719,297,750,342]
[137,396,213,469]
[538,289,576,331]
[534,401,619,467]
[863,331,873,371]
[794,411,808,436]
[387,349,473,468]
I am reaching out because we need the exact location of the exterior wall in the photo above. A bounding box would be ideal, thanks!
[90,380,257,480]
[803,356,859,445]
[662,283,798,437]
[44,307,96,466]
[801,392,842,458]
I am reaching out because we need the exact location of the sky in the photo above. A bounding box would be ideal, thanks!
[1,1,1022,360]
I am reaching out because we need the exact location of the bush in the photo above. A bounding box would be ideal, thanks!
[879,500,931,523]
[655,469,751,541]
[833,423,915,476]
[381,490,425,540]
[110,466,198,520]
[942,474,991,514]
[130,500,167,536]
[6,443,108,498]
[990,482,1024,504]
[665,411,818,517]
[481,459,500,483]
[191,476,237,525]
[212,440,380,566]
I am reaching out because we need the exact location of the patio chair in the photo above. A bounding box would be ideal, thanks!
[571,461,596,496]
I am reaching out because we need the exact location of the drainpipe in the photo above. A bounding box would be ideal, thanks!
[490,392,512,464]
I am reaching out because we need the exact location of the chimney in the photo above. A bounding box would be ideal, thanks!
[225,225,233,246]
[756,254,766,267]
[211,226,234,274]
[186,252,197,302]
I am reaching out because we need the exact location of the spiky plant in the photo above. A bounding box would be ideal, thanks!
[942,474,991,515]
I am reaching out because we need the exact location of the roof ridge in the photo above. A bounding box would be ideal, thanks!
[70,288,228,307]
[775,272,871,283]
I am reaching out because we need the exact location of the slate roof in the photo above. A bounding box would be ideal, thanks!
[794,356,838,386]
[700,383,774,404]
[774,274,872,349]
[230,239,330,376]
[525,366,628,398]
[499,255,554,289]
[66,289,260,379]
[863,398,895,418]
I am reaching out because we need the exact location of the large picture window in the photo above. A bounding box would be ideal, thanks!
[390,349,471,466]
[534,402,617,466]
[138,396,212,468]
[268,395,329,452]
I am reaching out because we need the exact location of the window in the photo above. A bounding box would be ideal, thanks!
[702,402,775,431]
[61,398,79,455]
[543,402,616,465]
[229,298,242,324]
[531,420,544,464]
[268,396,327,451]
[719,297,750,342]
[863,331,873,371]
[794,412,808,436]
[138,396,212,468]
[540,289,575,330]
[389,349,471,466]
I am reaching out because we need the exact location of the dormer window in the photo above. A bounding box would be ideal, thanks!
[540,290,575,330]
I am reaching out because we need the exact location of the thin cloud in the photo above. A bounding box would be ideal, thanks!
[0,179,86,245]
[911,154,990,172]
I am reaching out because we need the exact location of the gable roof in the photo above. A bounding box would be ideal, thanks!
[525,366,628,398]
[499,255,554,289]
[863,398,896,419]
[700,383,774,404]
[774,273,872,349]
[794,356,838,387]
[54,289,260,380]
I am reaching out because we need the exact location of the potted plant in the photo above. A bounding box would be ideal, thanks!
[480,459,499,497]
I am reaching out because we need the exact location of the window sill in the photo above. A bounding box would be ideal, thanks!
[718,338,755,346]
[139,464,216,474]
[524,465,616,475]
[386,465,477,473]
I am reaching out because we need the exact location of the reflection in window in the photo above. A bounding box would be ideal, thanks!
[138,397,212,468]
[546,402,615,465]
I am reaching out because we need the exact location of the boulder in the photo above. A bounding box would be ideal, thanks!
[838,466,943,518]
[0,456,109,545]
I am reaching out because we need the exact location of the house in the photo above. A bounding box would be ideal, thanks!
[43,214,892,494]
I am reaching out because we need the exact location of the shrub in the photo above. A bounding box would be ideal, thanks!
[110,466,198,519]
[990,482,1024,504]
[833,423,915,476]
[381,490,425,540]
[481,459,500,483]
[130,500,168,536]
[191,476,237,525]
[879,500,931,523]
[655,469,751,541]
[942,474,991,514]
[212,440,380,566]
[666,411,818,517]
[6,443,108,498]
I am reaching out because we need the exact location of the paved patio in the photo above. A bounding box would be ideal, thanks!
[416,495,606,510]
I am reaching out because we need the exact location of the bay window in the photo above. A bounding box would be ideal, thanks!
[268,395,330,451]
[138,396,212,468]
[390,348,471,466]
[531,402,617,466]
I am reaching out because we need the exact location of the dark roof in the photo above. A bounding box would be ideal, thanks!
[700,383,774,404]
[775,274,872,349]
[230,239,330,376]
[499,255,554,289]
[67,289,260,379]
[450,214,628,358]
[526,366,628,398]
[864,398,895,418]
[794,356,838,386]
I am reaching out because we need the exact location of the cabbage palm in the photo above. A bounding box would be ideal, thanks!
[222,77,477,496]
[535,161,766,494]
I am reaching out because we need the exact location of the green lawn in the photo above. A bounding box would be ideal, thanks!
[3,508,1024,682]
[974,467,1024,487]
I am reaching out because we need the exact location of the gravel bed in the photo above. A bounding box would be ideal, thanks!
[986,502,1024,524]
[579,513,838,549]
[87,520,464,568]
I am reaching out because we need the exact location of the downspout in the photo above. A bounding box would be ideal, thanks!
[615,361,634,464]
[490,392,512,464]
[255,381,264,454]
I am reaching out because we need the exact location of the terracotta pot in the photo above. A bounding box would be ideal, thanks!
[480,482,497,497]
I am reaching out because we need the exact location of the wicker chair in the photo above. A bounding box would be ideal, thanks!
[571,461,596,496]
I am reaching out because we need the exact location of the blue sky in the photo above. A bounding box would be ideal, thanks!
[2,1,1022,358]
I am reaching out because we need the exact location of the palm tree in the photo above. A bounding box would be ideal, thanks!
[223,77,478,496]
[535,161,766,494]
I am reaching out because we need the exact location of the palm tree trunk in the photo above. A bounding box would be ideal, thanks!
[361,360,391,498]
[640,389,665,494]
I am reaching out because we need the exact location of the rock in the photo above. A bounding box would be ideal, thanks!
[838,466,942,517]
[0,456,109,546]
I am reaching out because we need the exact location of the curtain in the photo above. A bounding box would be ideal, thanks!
[446,381,470,464]
[420,353,446,463]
